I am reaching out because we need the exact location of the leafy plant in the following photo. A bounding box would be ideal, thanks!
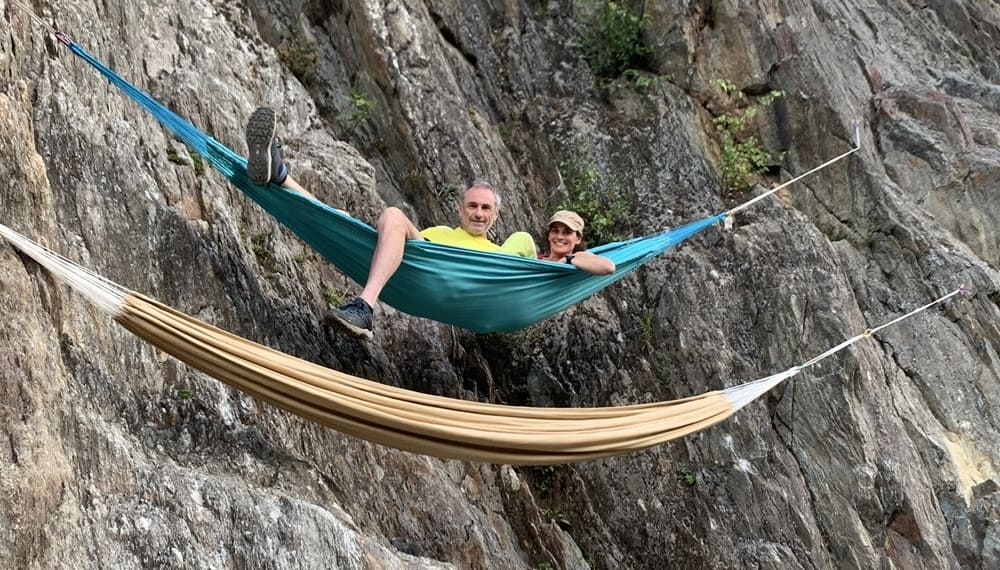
[638,311,655,347]
[248,231,278,274]
[543,507,572,530]
[677,466,696,487]
[557,143,632,246]
[176,388,193,400]
[623,68,670,91]
[166,145,186,165]
[166,145,205,176]
[278,36,319,87]
[339,90,375,132]
[188,149,205,175]
[710,79,785,191]
[531,464,566,498]
[578,1,652,81]
[321,284,345,307]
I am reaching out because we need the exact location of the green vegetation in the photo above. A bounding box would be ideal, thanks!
[711,79,785,191]
[677,466,696,487]
[557,143,632,246]
[623,68,670,91]
[248,230,278,274]
[188,149,205,175]
[402,170,428,195]
[578,1,652,81]
[543,507,572,530]
[989,290,1000,309]
[166,145,186,165]
[339,90,375,132]
[291,253,306,264]
[433,182,458,203]
[166,145,204,175]
[175,388,193,400]
[321,284,345,307]
[278,36,319,87]
[638,311,655,347]
[531,464,565,498]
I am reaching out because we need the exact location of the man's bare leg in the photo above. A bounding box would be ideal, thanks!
[358,207,423,306]
[323,206,422,339]
[280,175,316,200]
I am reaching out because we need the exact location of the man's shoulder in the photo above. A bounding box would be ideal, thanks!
[419,226,457,241]
[419,226,502,252]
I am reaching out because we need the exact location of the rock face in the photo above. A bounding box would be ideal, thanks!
[1,0,999,568]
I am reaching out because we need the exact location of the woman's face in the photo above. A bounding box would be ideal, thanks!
[547,222,582,258]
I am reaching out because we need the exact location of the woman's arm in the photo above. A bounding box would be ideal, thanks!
[567,251,615,275]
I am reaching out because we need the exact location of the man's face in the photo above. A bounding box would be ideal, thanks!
[459,187,497,237]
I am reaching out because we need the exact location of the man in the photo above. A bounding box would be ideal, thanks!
[245,107,535,340]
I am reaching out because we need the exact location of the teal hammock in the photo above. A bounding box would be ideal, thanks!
[52,30,856,333]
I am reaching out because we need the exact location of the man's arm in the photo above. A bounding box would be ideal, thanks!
[498,232,537,258]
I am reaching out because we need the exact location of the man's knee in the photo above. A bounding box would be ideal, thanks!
[376,207,421,238]
[377,207,409,229]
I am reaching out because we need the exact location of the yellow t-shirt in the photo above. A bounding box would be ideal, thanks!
[420,226,536,258]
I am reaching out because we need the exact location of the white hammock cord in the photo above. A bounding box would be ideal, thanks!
[727,121,862,216]
[0,223,127,316]
[724,286,965,412]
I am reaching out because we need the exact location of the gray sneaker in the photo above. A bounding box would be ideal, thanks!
[246,107,288,185]
[324,298,374,339]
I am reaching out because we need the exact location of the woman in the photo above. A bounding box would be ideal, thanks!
[538,210,615,275]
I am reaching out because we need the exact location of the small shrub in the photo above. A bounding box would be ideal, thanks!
[710,79,785,191]
[188,150,205,175]
[677,466,696,487]
[543,508,572,530]
[176,388,193,400]
[623,68,671,92]
[278,36,319,87]
[339,90,375,132]
[248,231,278,274]
[578,1,652,81]
[322,284,345,307]
[166,146,186,165]
[557,143,632,245]
[167,145,206,176]
[402,170,428,194]
[531,464,565,498]
[638,311,655,347]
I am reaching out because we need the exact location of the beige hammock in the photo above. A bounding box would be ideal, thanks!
[0,223,960,465]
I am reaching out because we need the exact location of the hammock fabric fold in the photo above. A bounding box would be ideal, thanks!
[60,35,729,332]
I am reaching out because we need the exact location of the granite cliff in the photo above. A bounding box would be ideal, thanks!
[1,1,998,568]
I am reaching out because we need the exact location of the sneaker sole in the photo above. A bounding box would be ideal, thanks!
[324,313,375,341]
[246,107,276,185]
